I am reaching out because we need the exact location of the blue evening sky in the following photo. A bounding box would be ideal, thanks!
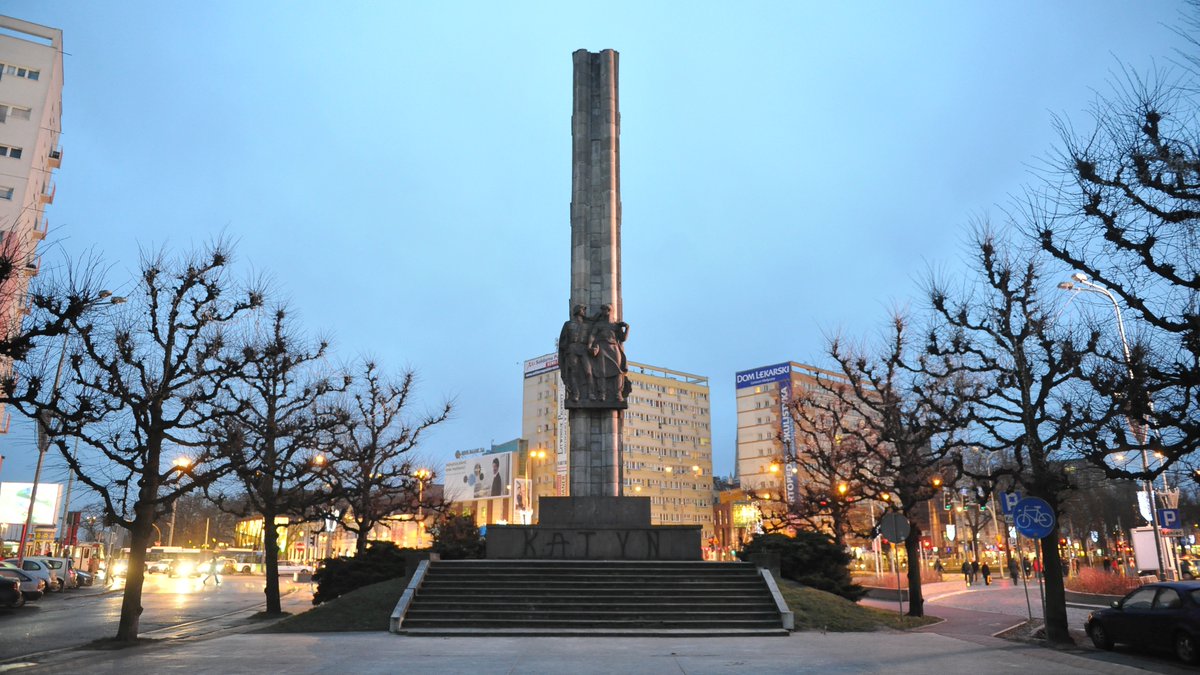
[0,2,1191,497]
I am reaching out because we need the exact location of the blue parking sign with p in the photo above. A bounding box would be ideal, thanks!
[1158,508,1180,530]
[1001,491,1021,515]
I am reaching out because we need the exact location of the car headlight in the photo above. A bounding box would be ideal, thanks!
[114,561,127,574]
[179,562,195,575]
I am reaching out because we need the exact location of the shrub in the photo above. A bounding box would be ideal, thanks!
[430,512,485,560]
[311,541,410,605]
[738,531,866,601]
[1065,567,1139,596]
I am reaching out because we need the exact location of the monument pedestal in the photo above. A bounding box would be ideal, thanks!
[486,496,701,560]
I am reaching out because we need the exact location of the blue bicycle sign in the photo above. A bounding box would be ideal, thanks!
[1012,496,1056,539]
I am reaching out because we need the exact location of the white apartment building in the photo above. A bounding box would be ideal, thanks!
[0,16,63,431]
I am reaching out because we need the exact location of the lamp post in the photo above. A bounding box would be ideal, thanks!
[18,292,126,563]
[414,468,431,543]
[1059,273,1170,579]
[521,449,545,524]
[168,456,193,546]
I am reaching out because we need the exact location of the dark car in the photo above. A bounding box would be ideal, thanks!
[0,576,23,608]
[1086,581,1200,664]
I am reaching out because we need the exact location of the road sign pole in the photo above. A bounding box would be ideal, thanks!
[1016,536,1033,623]
[893,544,903,616]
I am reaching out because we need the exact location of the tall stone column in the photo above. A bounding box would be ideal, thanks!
[563,49,625,498]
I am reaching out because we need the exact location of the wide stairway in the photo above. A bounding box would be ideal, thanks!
[396,560,790,636]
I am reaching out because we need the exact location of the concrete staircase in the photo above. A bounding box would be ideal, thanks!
[393,560,791,636]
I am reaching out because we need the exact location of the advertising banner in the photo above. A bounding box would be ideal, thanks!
[734,363,792,389]
[444,452,513,502]
[556,371,569,494]
[524,353,559,378]
[0,482,61,525]
[514,478,532,523]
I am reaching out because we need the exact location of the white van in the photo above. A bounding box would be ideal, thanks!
[26,557,77,590]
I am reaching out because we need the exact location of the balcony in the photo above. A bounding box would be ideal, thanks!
[47,147,62,169]
[31,216,47,241]
[38,182,54,204]
[23,254,40,276]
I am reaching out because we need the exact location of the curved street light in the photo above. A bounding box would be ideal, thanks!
[1059,273,1169,579]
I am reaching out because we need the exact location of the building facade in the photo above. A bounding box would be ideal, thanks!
[522,354,714,540]
[0,17,64,431]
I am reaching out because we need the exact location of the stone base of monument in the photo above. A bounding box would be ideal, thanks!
[389,496,794,636]
[486,496,701,560]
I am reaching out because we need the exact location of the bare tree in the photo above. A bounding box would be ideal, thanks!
[818,312,974,617]
[927,228,1098,643]
[329,361,451,556]
[784,389,873,548]
[11,242,262,642]
[1032,14,1200,478]
[207,306,346,614]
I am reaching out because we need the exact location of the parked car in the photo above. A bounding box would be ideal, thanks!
[276,561,312,576]
[0,576,23,608]
[1086,580,1200,664]
[0,568,46,601]
[26,557,77,590]
[3,559,59,593]
[147,558,173,574]
[75,570,94,587]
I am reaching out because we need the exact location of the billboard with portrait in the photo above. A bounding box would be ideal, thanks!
[0,482,62,526]
[443,452,512,502]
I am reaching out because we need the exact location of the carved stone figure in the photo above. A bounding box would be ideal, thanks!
[588,304,630,405]
[557,305,592,404]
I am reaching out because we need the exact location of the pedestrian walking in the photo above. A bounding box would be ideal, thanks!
[203,555,221,586]
[971,560,980,585]
[1008,558,1019,585]
[1022,557,1032,579]
[961,560,972,586]
[981,561,992,586]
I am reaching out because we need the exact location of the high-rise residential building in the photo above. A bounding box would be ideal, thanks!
[734,361,850,504]
[522,354,715,540]
[0,17,63,431]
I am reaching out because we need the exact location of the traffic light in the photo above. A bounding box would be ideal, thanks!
[943,489,953,511]
[976,488,988,511]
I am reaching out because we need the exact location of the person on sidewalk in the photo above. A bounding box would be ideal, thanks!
[203,556,221,586]
[961,560,972,586]
[1008,557,1020,585]
[1022,557,1032,579]
[970,559,980,585]
[981,561,992,586]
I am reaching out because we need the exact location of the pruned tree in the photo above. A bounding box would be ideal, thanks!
[1032,12,1200,480]
[329,361,451,556]
[10,242,262,642]
[206,306,347,614]
[818,312,974,617]
[927,228,1098,643]
[784,389,873,549]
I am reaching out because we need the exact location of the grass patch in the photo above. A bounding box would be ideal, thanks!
[257,576,407,633]
[777,580,939,632]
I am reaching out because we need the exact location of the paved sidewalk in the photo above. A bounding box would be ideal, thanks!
[12,630,1158,674]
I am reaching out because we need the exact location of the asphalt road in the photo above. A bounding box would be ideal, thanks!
[0,572,313,661]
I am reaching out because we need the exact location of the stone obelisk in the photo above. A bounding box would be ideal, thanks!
[484,51,698,559]
[559,49,628,498]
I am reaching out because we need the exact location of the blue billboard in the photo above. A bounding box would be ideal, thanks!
[735,363,799,504]
[735,363,792,389]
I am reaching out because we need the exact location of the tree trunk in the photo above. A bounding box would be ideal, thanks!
[904,523,924,617]
[115,519,154,641]
[1040,520,1072,643]
[263,511,282,615]
[354,521,370,557]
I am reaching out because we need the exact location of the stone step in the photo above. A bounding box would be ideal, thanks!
[409,596,770,606]
[399,627,791,637]
[402,617,785,629]
[405,608,781,620]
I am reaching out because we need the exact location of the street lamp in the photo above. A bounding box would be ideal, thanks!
[168,456,193,546]
[18,292,126,562]
[414,468,431,544]
[521,449,545,524]
[1060,273,1169,579]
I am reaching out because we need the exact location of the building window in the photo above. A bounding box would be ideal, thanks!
[0,145,22,159]
[0,104,32,123]
[0,186,12,200]
[1,64,41,81]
